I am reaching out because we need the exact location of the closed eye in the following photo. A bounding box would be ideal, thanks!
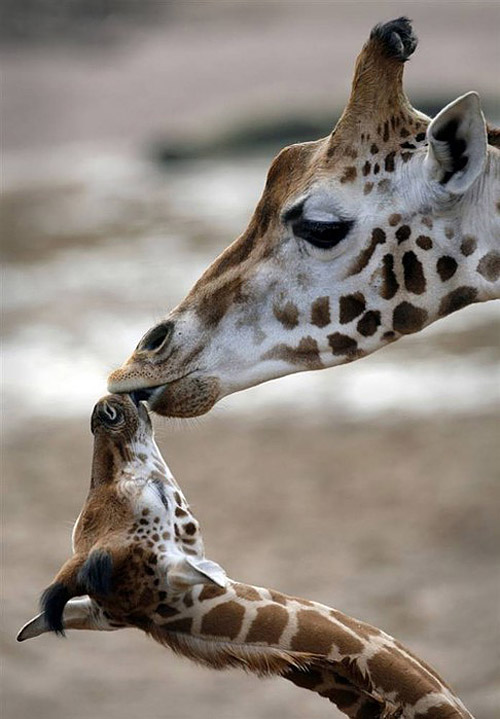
[292,217,354,249]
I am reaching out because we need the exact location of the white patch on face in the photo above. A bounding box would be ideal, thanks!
[118,415,207,573]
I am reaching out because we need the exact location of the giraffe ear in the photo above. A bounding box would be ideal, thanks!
[425,92,487,195]
[168,557,227,591]
[17,611,50,642]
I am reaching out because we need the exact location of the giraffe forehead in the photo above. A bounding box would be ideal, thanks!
[189,130,428,308]
[263,133,431,236]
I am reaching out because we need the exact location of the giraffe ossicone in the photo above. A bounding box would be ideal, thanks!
[18,394,473,718]
[108,16,500,417]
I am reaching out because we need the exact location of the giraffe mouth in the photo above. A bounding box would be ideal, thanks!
[109,364,221,417]
[129,387,163,407]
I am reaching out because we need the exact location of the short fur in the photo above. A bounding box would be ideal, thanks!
[19,394,473,718]
[40,583,71,636]
[107,18,500,420]
[77,550,114,597]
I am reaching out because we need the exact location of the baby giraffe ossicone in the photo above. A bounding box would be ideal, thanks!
[18,395,472,719]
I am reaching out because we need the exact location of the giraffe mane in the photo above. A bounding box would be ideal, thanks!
[147,623,321,675]
[147,626,385,717]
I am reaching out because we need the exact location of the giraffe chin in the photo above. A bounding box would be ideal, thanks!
[148,375,221,418]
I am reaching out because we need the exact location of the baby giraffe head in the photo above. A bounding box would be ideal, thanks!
[108,17,499,417]
[18,393,226,640]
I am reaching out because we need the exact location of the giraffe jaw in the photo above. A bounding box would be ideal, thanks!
[108,372,221,418]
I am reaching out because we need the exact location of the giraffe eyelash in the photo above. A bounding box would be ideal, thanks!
[292,218,354,250]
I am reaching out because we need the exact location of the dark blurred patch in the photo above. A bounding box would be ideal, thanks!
[151,99,499,164]
[152,115,335,163]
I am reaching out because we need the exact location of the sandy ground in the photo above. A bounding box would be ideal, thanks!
[3,411,499,719]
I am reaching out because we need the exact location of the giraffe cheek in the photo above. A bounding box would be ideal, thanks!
[149,376,220,418]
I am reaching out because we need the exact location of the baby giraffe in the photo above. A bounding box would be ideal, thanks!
[18,395,472,718]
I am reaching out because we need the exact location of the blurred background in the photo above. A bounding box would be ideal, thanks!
[2,2,499,718]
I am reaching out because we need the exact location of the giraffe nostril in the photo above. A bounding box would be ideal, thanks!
[136,322,173,354]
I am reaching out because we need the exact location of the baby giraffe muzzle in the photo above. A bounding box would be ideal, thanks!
[18,395,473,718]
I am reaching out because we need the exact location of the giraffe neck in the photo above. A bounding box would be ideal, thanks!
[143,580,472,719]
[410,145,500,305]
[119,433,209,569]
[465,148,500,300]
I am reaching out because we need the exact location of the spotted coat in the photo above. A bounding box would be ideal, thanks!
[19,395,473,719]
[108,18,500,418]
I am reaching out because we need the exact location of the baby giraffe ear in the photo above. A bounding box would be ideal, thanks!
[169,557,227,591]
[425,92,487,195]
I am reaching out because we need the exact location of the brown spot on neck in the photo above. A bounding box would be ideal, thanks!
[393,302,428,334]
[340,166,357,183]
[328,332,358,356]
[263,336,323,370]
[357,310,381,337]
[233,584,261,601]
[339,293,366,324]
[198,584,227,601]
[384,151,396,172]
[273,301,299,329]
[367,648,442,706]
[460,236,477,257]
[291,609,364,656]
[436,256,458,282]
[246,604,289,644]
[477,251,500,282]
[163,617,193,634]
[396,225,411,244]
[380,254,399,300]
[156,604,180,619]
[402,251,426,294]
[388,213,401,227]
[310,296,331,328]
[268,590,288,606]
[416,235,432,251]
[439,286,478,317]
[200,600,245,640]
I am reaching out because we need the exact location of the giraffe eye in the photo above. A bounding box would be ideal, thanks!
[292,218,353,249]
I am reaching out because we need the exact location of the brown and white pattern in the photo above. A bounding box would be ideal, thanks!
[18,395,473,718]
[107,17,500,418]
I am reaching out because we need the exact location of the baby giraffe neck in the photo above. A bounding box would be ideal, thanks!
[147,580,472,719]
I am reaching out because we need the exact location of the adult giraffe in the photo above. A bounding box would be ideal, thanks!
[109,18,500,417]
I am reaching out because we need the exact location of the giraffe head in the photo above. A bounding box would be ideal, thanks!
[22,393,226,638]
[108,17,500,417]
